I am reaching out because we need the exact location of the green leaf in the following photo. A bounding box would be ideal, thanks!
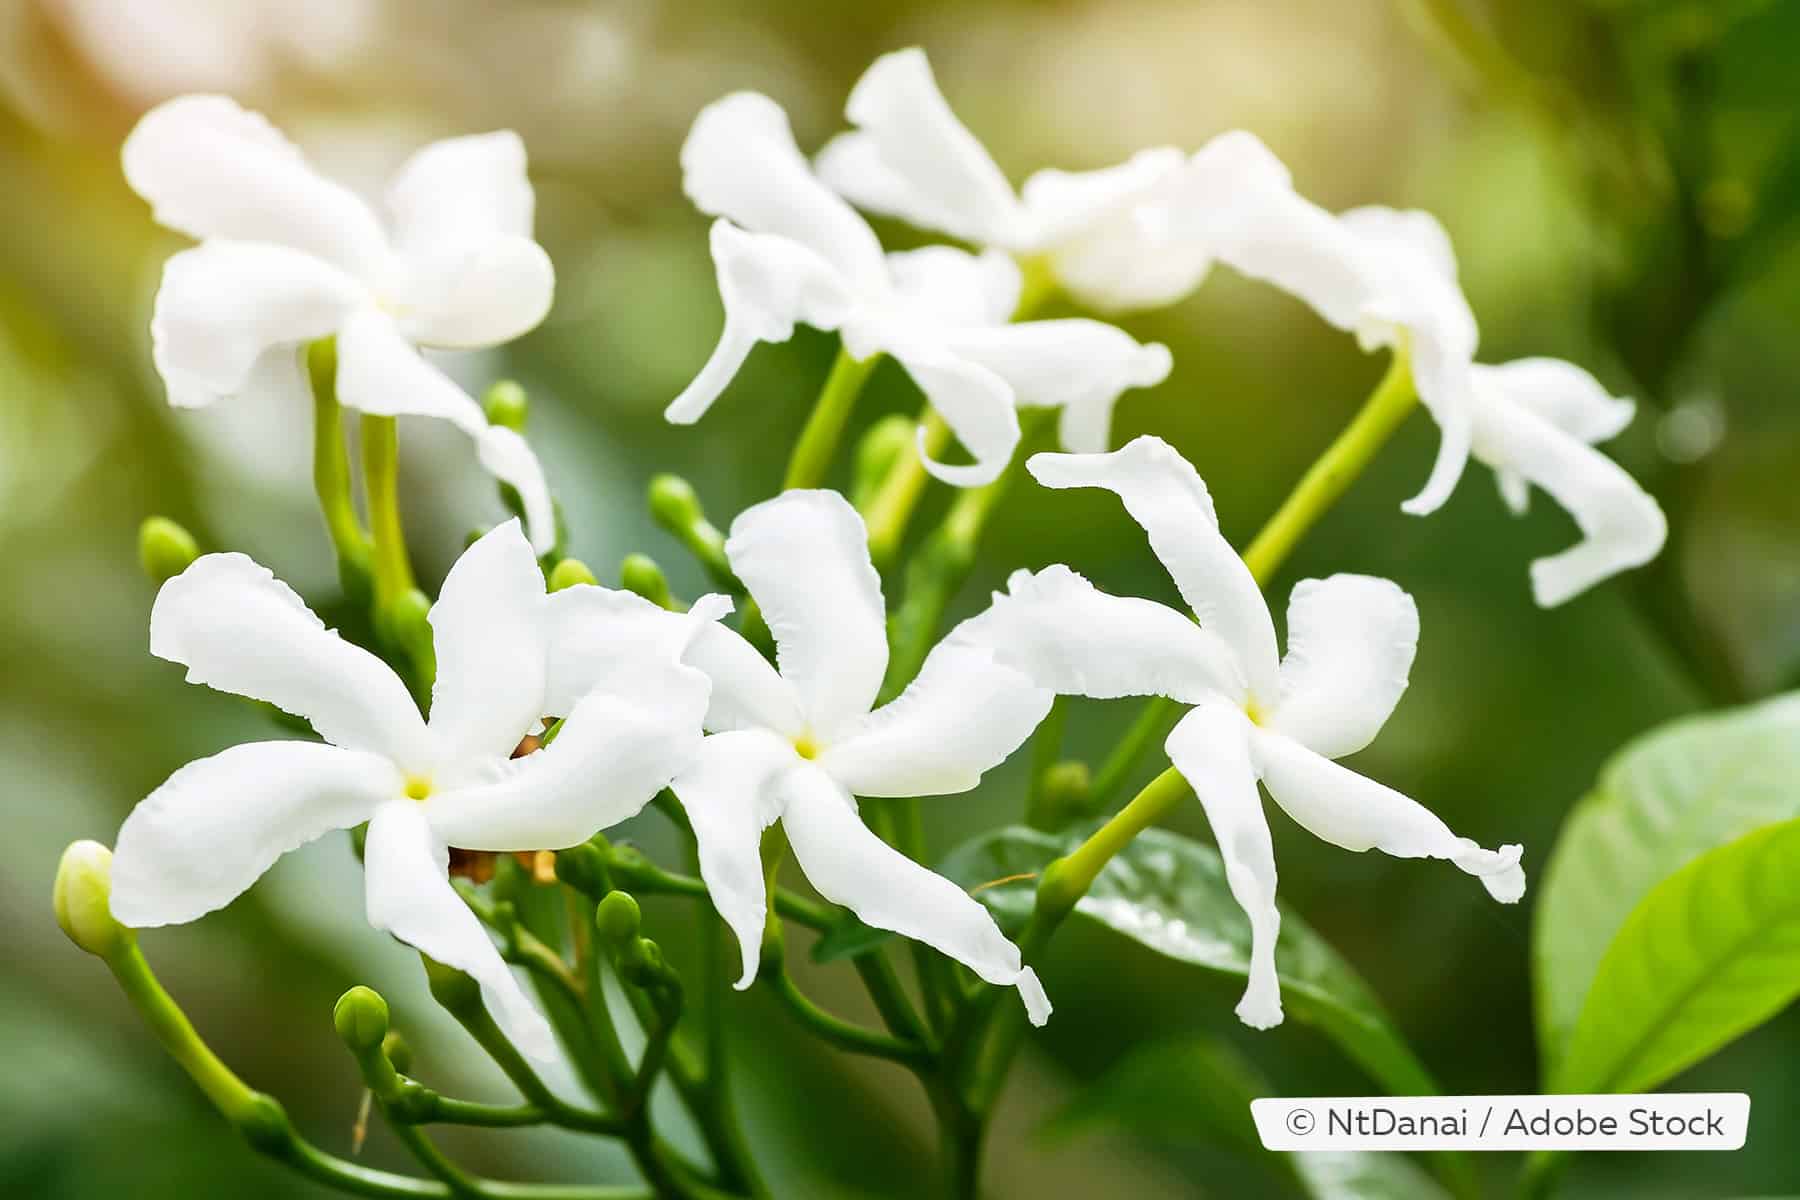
[1046,1034,1448,1200]
[940,824,1440,1098]
[1533,693,1800,1072]
[1553,816,1800,1094]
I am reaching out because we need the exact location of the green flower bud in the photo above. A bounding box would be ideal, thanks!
[595,890,641,944]
[138,516,199,584]
[483,380,529,432]
[647,474,702,529]
[333,986,390,1052]
[1042,760,1094,814]
[54,840,129,958]
[619,553,672,609]
[553,841,610,895]
[850,415,914,508]
[548,557,598,592]
[381,1030,414,1075]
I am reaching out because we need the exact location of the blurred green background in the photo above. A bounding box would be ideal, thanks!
[4,0,1799,1196]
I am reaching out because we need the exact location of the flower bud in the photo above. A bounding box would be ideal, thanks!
[647,474,702,530]
[1042,761,1094,815]
[54,840,128,958]
[483,380,529,432]
[138,516,199,584]
[334,986,390,1053]
[548,557,598,592]
[619,554,672,609]
[595,890,641,944]
[553,840,609,895]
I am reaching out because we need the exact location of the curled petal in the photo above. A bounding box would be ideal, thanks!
[426,521,547,769]
[725,491,888,740]
[474,426,558,556]
[941,320,1172,454]
[1267,574,1418,760]
[1251,730,1525,903]
[970,566,1244,705]
[819,48,1023,248]
[1165,705,1282,1028]
[665,221,857,425]
[123,95,391,279]
[670,730,801,987]
[1477,358,1636,446]
[151,241,364,409]
[821,637,1053,798]
[112,741,399,928]
[681,619,805,739]
[150,553,429,763]
[880,337,1018,487]
[1470,380,1667,607]
[363,801,556,1060]
[427,668,708,851]
[781,764,1050,1025]
[1028,437,1279,703]
[682,92,887,290]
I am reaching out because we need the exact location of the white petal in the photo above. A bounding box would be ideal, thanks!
[123,96,390,278]
[820,637,1053,798]
[1164,705,1282,1029]
[396,235,555,349]
[670,730,801,987]
[427,669,707,850]
[543,584,736,715]
[1027,437,1279,704]
[682,92,887,291]
[681,619,805,738]
[426,521,547,767]
[1395,308,1477,517]
[879,336,1019,487]
[335,310,559,553]
[884,246,1020,327]
[1496,466,1532,516]
[1470,379,1667,607]
[150,553,430,763]
[150,241,365,409]
[1251,730,1525,903]
[781,763,1049,1025]
[1267,575,1418,760]
[971,565,1244,705]
[1018,147,1189,247]
[474,426,558,556]
[940,320,1172,453]
[111,741,398,928]
[1474,358,1636,446]
[364,801,556,1060]
[1023,148,1202,313]
[818,48,1023,248]
[665,220,858,425]
[1337,206,1461,287]
[386,131,535,250]
[725,491,888,741]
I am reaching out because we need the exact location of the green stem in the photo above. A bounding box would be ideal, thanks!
[1088,696,1181,806]
[769,961,930,1066]
[783,348,880,491]
[861,410,952,568]
[361,413,417,605]
[307,338,372,598]
[599,849,834,932]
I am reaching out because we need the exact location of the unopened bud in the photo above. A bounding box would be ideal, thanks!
[483,380,529,432]
[1042,761,1093,814]
[647,474,702,530]
[595,890,641,944]
[548,557,597,592]
[138,517,199,584]
[333,986,390,1053]
[619,554,672,609]
[54,840,128,958]
[553,841,609,895]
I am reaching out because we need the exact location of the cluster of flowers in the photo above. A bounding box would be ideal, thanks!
[102,48,1663,1055]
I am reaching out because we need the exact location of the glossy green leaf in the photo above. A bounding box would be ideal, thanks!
[1555,817,1800,1093]
[1533,694,1800,1072]
[1046,1034,1448,1200]
[941,824,1439,1097]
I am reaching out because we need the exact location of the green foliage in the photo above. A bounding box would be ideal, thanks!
[1554,816,1800,1094]
[941,824,1441,1097]
[1533,693,1800,1071]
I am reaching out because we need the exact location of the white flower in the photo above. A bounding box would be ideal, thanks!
[669,490,1055,1024]
[109,521,717,1058]
[970,437,1525,1030]
[123,95,559,552]
[1155,133,1667,598]
[815,47,1200,315]
[669,90,1172,485]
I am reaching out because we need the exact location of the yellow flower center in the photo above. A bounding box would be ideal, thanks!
[792,734,820,761]
[404,776,433,801]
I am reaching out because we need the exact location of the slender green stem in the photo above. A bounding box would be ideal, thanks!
[361,413,417,605]
[784,348,880,491]
[599,848,834,931]
[307,338,372,598]
[769,961,930,1066]
[861,409,952,567]
[1088,696,1181,806]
